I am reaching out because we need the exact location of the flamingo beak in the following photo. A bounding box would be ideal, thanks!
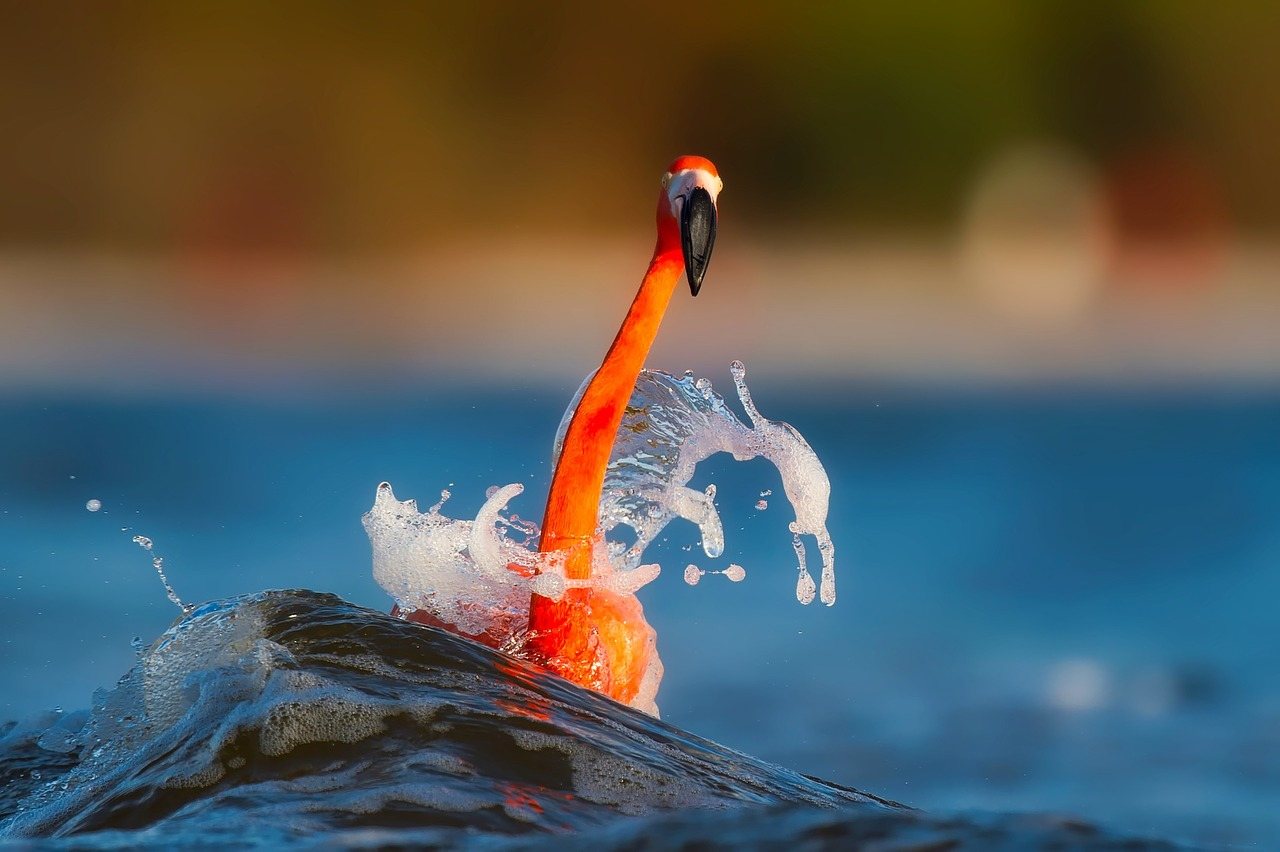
[680,186,717,296]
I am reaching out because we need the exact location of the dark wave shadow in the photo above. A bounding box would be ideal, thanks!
[0,590,1195,849]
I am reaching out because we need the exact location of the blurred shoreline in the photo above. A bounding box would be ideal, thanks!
[3,239,1279,396]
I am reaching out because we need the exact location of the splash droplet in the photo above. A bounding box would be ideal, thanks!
[131,534,186,611]
[791,532,817,605]
[796,568,817,605]
[85,499,102,512]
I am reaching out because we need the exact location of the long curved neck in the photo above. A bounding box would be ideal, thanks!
[539,236,682,578]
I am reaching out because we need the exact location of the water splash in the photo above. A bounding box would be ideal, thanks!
[683,564,747,586]
[362,481,666,714]
[728,360,836,607]
[131,535,189,613]
[361,482,540,642]
[576,360,836,605]
[363,361,838,711]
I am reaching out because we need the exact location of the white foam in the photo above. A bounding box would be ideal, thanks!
[362,483,662,653]
[362,482,536,640]
[363,361,839,712]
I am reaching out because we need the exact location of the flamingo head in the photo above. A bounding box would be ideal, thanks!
[660,155,721,296]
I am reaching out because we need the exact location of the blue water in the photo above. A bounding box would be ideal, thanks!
[2,382,1278,847]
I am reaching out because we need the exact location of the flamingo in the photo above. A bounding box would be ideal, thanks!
[523,156,721,706]
[395,156,720,709]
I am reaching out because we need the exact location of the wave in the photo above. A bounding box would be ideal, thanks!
[0,591,1189,849]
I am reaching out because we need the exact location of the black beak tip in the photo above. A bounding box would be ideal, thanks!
[680,186,717,297]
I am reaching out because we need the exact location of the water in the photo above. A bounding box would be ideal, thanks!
[363,365,837,714]
[129,535,187,613]
[0,591,878,843]
[0,591,1183,848]
[1,381,1277,847]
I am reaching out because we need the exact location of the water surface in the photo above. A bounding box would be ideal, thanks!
[1,383,1276,846]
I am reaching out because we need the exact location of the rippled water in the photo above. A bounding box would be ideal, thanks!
[1,386,1276,848]
[0,590,1190,849]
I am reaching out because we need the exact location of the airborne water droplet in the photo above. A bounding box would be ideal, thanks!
[131,534,186,611]
[796,568,817,605]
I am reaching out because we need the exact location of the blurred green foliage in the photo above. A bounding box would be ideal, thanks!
[1,1,1277,251]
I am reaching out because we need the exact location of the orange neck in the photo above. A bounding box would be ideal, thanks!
[524,199,685,705]
[538,233,682,577]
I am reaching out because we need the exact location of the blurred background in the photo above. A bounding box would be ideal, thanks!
[2,2,1278,848]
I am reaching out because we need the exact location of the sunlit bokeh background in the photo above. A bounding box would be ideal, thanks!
[2,3,1278,847]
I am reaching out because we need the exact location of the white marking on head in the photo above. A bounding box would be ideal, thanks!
[665,168,723,218]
